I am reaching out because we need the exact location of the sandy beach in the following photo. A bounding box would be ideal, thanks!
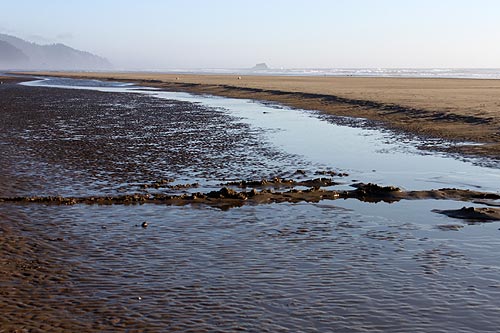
[21,72,500,159]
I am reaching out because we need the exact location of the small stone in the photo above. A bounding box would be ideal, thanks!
[141,221,148,228]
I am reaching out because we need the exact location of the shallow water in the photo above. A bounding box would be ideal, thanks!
[2,77,499,332]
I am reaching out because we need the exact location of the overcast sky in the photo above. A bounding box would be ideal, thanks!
[1,0,499,69]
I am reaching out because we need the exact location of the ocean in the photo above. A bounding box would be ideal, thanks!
[152,67,500,79]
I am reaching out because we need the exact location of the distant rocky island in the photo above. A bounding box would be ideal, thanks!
[251,63,269,70]
[0,33,111,70]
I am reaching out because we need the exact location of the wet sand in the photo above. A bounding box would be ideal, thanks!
[19,71,500,159]
[0,209,142,331]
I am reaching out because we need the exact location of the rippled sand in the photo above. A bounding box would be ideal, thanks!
[4,202,500,332]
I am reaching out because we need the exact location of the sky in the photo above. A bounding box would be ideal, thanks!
[1,0,500,69]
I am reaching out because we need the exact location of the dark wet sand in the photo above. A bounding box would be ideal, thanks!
[0,79,173,330]
[0,209,141,331]
[18,72,500,159]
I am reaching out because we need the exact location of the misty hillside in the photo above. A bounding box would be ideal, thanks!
[0,33,111,70]
[0,40,30,66]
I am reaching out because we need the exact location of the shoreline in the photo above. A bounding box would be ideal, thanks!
[14,71,500,160]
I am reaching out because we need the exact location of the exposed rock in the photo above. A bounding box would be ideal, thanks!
[433,206,500,221]
[207,187,248,200]
[224,177,336,189]
[352,183,401,199]
[251,63,269,70]
[298,178,336,187]
[352,183,400,192]
[1,183,499,215]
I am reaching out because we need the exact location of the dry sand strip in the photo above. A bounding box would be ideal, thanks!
[16,71,500,159]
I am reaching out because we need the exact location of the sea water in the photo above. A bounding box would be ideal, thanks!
[140,67,500,80]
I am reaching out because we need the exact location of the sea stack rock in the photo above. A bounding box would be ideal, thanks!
[251,63,269,70]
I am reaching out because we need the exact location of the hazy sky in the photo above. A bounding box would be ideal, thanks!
[1,0,499,69]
